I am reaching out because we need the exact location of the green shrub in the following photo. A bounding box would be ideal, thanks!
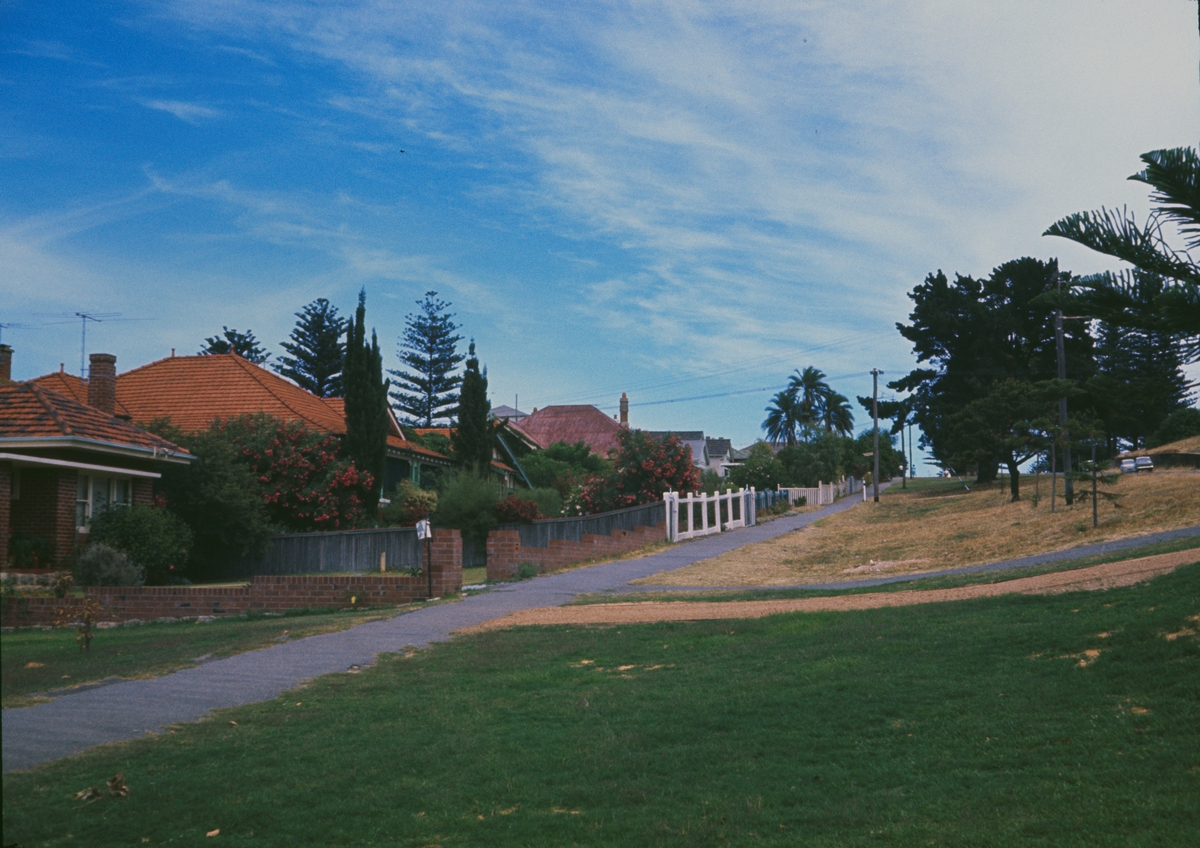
[728,443,788,491]
[75,543,145,587]
[496,493,540,523]
[380,480,439,526]
[518,487,563,518]
[88,504,192,585]
[432,471,498,548]
[698,468,723,493]
[8,532,54,569]
[516,561,541,580]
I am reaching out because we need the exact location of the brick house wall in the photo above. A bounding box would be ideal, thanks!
[7,467,77,568]
[485,523,664,581]
[2,529,464,627]
[0,464,10,567]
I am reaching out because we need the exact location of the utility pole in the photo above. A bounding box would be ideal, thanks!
[1054,277,1074,505]
[871,369,881,503]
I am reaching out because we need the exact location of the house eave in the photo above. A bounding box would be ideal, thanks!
[0,437,194,465]
[0,452,162,479]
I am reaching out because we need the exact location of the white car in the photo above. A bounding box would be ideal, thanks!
[1119,459,1136,473]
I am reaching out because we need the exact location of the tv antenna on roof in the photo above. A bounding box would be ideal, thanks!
[34,311,151,376]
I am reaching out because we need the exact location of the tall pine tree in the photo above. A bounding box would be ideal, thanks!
[451,341,494,473]
[200,327,270,363]
[274,298,347,397]
[343,289,390,515]
[389,291,464,426]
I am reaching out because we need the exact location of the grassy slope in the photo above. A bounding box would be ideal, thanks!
[639,472,1200,587]
[1,608,403,709]
[573,535,1200,604]
[4,565,1198,847]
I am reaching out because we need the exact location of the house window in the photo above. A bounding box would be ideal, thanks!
[11,469,19,500]
[76,474,133,530]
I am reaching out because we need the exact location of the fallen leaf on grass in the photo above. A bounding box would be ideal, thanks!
[73,787,102,802]
[229,721,238,726]
[24,661,44,668]
[1131,706,1151,715]
[108,774,128,797]
[73,774,128,804]
[616,665,636,671]
[498,805,519,815]
[552,807,582,815]
[207,828,220,837]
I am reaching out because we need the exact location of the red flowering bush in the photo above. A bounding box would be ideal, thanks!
[564,429,700,515]
[214,414,370,531]
[495,494,541,523]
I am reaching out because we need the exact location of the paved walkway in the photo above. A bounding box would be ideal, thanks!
[4,483,1197,772]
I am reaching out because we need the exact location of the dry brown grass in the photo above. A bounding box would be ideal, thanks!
[635,470,1200,587]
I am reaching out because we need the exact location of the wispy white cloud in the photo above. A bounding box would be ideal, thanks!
[138,99,222,123]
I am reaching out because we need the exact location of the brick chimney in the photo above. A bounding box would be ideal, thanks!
[619,392,629,427]
[0,344,11,382]
[88,353,117,414]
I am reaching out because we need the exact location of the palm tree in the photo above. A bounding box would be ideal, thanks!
[762,390,802,447]
[787,366,829,442]
[819,390,855,437]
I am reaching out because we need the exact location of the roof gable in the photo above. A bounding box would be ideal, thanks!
[30,370,132,417]
[519,405,623,456]
[0,383,187,457]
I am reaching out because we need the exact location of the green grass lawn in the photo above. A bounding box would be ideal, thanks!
[571,535,1200,605]
[0,607,403,709]
[4,564,1199,846]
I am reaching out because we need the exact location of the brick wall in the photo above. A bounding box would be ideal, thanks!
[1,528,463,627]
[485,523,664,581]
[132,478,154,506]
[8,468,76,568]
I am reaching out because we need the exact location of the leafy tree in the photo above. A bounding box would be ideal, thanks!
[892,258,1094,482]
[200,327,270,363]
[727,443,788,491]
[777,432,847,488]
[451,341,494,473]
[274,298,347,397]
[390,291,465,426]
[763,367,853,445]
[941,379,1067,501]
[215,414,368,531]
[1147,407,1200,448]
[87,505,192,585]
[145,420,273,582]
[1044,146,1199,360]
[343,289,389,514]
[819,390,855,437]
[1087,311,1191,451]
[566,430,699,514]
[380,480,438,526]
[521,441,611,498]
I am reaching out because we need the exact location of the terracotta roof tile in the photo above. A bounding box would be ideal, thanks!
[29,371,132,417]
[0,383,187,456]
[518,405,623,456]
[116,354,348,434]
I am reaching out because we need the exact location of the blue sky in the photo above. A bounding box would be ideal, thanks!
[3,0,1198,467]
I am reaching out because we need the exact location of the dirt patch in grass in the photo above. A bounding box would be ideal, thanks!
[634,471,1200,587]
[463,549,1199,631]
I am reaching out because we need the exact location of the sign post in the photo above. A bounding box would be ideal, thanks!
[416,518,432,599]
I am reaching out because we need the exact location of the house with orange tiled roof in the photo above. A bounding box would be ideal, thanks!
[410,416,542,489]
[72,351,451,494]
[1,345,194,569]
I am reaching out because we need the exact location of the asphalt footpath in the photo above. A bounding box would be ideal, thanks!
[5,484,1197,772]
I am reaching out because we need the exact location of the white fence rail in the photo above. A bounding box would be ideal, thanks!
[662,488,755,543]
[777,476,862,506]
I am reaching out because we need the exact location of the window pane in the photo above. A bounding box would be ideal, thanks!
[77,474,90,501]
[93,477,110,515]
[113,478,131,505]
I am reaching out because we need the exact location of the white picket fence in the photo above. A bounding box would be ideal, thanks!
[662,488,755,543]
[777,477,861,507]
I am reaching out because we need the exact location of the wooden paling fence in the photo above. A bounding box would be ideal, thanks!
[777,476,861,507]
[231,527,424,577]
[662,488,756,543]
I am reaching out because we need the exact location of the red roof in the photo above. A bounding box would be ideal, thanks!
[518,405,623,456]
[0,383,187,457]
[29,370,133,418]
[116,354,349,434]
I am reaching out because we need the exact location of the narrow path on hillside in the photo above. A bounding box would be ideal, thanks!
[463,549,1200,630]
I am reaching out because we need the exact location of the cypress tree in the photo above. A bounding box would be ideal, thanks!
[343,289,390,515]
[274,298,347,397]
[389,291,464,426]
[451,340,494,474]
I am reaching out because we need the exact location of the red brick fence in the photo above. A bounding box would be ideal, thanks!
[2,529,461,628]
[485,523,665,581]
